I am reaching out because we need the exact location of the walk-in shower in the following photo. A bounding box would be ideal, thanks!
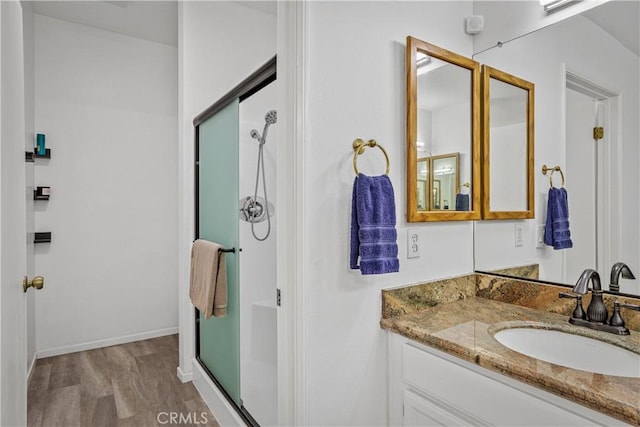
[194,56,277,427]
[239,110,277,241]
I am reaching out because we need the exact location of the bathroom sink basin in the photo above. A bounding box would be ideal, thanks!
[493,328,640,378]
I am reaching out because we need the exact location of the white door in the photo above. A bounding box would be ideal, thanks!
[1,1,28,424]
[564,88,599,282]
[564,75,615,284]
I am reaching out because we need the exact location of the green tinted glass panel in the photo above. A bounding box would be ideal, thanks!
[198,100,240,405]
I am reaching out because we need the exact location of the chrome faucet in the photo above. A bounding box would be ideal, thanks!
[559,269,631,335]
[609,262,635,293]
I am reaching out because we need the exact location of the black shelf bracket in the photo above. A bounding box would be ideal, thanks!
[34,148,51,159]
[34,232,52,243]
[34,187,51,200]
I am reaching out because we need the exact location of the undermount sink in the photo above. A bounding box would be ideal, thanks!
[493,327,640,378]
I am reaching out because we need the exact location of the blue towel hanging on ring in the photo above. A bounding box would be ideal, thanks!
[544,187,573,250]
[350,173,399,275]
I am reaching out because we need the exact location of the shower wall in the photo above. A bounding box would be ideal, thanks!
[238,81,278,427]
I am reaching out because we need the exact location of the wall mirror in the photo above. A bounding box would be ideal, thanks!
[406,36,481,222]
[473,1,640,296]
[417,153,461,211]
[482,65,534,219]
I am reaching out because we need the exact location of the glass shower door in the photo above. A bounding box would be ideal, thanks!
[197,100,241,406]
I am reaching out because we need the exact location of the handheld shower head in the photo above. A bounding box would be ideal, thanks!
[265,110,277,125]
[261,109,277,145]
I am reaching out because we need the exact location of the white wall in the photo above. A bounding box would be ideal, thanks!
[178,0,276,378]
[416,108,432,155]
[473,0,606,53]
[432,102,473,188]
[34,14,179,355]
[490,123,527,211]
[303,2,474,424]
[473,15,639,285]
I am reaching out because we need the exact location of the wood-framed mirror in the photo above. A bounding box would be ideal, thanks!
[481,65,534,219]
[406,36,481,222]
[416,153,461,211]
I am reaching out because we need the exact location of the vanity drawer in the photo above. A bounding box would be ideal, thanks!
[401,342,616,426]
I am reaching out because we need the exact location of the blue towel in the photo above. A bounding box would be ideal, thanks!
[544,187,573,250]
[455,193,469,211]
[350,174,399,275]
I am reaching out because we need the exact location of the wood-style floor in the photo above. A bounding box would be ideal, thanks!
[27,334,220,427]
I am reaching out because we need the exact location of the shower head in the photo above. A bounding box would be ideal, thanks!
[260,109,277,145]
[265,110,277,125]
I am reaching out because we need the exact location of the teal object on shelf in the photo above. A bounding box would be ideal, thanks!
[36,134,46,156]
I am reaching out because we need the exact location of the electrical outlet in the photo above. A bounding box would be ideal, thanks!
[407,229,421,258]
[536,225,546,248]
[515,224,523,247]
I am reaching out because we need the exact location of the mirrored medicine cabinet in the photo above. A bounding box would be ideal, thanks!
[406,36,481,222]
[406,36,535,222]
[482,65,535,220]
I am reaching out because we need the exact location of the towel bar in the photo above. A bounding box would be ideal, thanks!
[218,247,236,254]
[352,139,390,176]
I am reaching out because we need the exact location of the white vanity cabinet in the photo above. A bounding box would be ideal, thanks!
[387,332,628,426]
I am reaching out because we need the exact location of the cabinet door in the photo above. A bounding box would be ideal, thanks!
[403,390,471,427]
[397,337,622,426]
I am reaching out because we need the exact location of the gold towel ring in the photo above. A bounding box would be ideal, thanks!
[541,165,565,188]
[352,139,390,175]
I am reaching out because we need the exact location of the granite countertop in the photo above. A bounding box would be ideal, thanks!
[381,274,640,425]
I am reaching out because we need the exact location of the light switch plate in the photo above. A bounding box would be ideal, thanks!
[515,224,524,247]
[536,225,546,248]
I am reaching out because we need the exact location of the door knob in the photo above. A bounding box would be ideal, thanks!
[23,276,44,293]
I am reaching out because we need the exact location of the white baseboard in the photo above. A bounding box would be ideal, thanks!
[177,365,192,383]
[192,359,246,427]
[37,327,179,358]
[26,351,38,386]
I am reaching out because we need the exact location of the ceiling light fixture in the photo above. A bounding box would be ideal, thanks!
[434,167,453,176]
[540,0,581,13]
[416,52,432,76]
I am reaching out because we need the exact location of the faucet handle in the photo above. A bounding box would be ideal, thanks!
[619,302,640,311]
[559,292,587,320]
[609,301,640,327]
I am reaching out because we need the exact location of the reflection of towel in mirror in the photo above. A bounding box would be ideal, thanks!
[455,193,469,211]
[544,187,573,250]
[350,173,399,275]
